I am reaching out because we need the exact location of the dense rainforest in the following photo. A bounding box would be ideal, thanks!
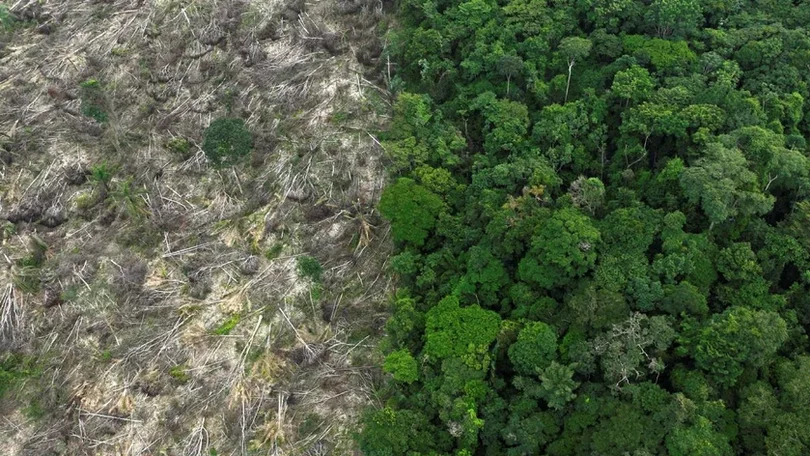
[359,0,810,454]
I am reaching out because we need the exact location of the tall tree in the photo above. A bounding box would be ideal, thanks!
[558,37,592,103]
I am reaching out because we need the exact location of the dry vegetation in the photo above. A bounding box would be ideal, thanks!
[0,0,393,454]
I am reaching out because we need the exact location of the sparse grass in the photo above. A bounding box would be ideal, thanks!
[361,90,389,116]
[169,364,190,384]
[75,191,98,210]
[13,239,47,294]
[238,5,263,31]
[2,221,15,241]
[330,111,351,124]
[213,314,241,335]
[177,304,202,318]
[108,178,148,219]
[116,221,162,252]
[310,283,323,302]
[249,352,286,382]
[23,397,46,420]
[347,327,373,344]
[299,413,324,437]
[166,137,192,158]
[91,5,110,19]
[265,243,284,260]
[219,87,239,113]
[60,284,80,303]
[0,355,39,399]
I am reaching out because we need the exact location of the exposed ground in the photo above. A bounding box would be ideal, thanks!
[0,0,392,454]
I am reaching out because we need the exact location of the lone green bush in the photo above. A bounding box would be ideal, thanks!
[79,79,108,123]
[0,355,38,399]
[165,137,192,159]
[0,5,12,30]
[201,118,253,167]
[297,255,323,282]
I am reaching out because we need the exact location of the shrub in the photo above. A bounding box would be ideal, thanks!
[0,5,12,30]
[201,118,253,167]
[297,255,323,282]
[89,162,115,187]
[13,264,40,293]
[299,413,324,436]
[109,178,148,219]
[0,355,38,399]
[165,137,191,158]
[23,397,46,420]
[79,79,108,123]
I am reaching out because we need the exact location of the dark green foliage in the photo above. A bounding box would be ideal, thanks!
[296,255,323,282]
[612,65,654,106]
[361,0,810,453]
[537,361,580,410]
[517,208,600,290]
[201,118,253,167]
[666,416,733,456]
[508,322,557,376]
[682,307,788,386]
[79,79,108,123]
[89,162,115,187]
[357,407,450,456]
[660,282,707,316]
[0,5,13,30]
[680,143,774,226]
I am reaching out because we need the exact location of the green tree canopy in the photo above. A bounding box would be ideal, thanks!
[379,178,446,246]
[518,207,600,290]
[684,307,788,386]
[508,322,558,376]
[680,142,775,226]
[424,295,501,365]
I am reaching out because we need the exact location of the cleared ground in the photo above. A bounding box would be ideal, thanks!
[0,0,392,454]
